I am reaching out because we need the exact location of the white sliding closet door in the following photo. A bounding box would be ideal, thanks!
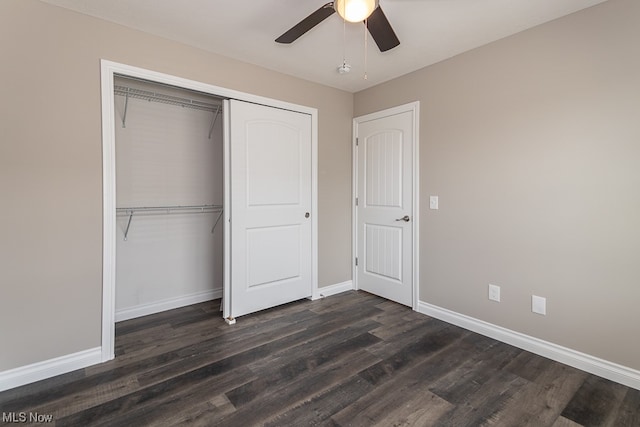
[227,100,313,318]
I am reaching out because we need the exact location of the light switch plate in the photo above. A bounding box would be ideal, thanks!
[429,196,439,210]
[532,295,546,315]
[488,284,501,302]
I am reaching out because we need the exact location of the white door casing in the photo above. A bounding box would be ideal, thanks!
[354,103,419,308]
[102,60,318,361]
[228,100,313,318]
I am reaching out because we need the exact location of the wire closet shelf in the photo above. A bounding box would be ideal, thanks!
[114,85,220,112]
[113,82,222,137]
[116,204,224,241]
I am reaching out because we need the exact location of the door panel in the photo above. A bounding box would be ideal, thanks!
[230,100,312,318]
[246,122,301,206]
[357,110,413,306]
[364,223,402,282]
[246,225,301,288]
[365,132,403,208]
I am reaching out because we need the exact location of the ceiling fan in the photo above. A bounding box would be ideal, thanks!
[275,0,400,52]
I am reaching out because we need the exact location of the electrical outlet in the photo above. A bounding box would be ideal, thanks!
[488,284,501,302]
[532,295,546,315]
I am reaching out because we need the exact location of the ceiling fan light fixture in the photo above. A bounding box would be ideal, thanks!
[334,0,378,23]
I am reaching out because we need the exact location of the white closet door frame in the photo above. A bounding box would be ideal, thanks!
[100,60,318,362]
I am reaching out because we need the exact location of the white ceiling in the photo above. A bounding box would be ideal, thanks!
[40,0,608,93]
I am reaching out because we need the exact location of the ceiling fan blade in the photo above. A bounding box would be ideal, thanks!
[366,6,400,52]
[276,2,336,44]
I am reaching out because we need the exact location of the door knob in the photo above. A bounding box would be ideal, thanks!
[305,212,310,218]
[395,215,410,222]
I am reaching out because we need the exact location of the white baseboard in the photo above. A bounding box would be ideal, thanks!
[115,288,222,322]
[417,301,640,391]
[0,347,102,392]
[312,280,353,300]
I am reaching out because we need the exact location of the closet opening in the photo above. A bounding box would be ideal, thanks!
[113,74,226,323]
[102,60,319,362]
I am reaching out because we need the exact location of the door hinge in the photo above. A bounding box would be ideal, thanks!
[355,137,359,146]
[355,257,358,266]
[355,197,358,206]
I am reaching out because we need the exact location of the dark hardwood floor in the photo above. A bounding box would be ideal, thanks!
[1,291,638,426]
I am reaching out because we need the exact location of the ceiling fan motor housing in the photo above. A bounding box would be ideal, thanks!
[334,0,379,23]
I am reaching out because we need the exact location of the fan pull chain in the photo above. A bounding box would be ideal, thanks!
[342,12,347,67]
[364,19,368,80]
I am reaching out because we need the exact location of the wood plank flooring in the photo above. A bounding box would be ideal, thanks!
[1,291,638,426]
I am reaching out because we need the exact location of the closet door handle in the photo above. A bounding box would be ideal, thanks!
[305,212,310,218]
[395,215,410,222]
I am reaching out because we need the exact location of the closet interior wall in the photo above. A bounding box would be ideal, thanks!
[114,76,224,321]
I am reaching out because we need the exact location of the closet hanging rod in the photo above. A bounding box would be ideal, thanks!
[116,204,223,214]
[114,85,221,113]
[116,204,224,241]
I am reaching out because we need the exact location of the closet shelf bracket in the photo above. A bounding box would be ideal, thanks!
[208,106,221,139]
[123,210,134,241]
[122,89,130,128]
[211,209,224,234]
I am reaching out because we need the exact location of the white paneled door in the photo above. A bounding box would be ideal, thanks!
[356,109,415,306]
[229,100,313,318]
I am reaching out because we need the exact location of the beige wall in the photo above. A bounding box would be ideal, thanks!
[355,0,640,370]
[0,0,353,371]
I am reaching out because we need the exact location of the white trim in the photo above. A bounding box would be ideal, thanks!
[100,62,117,363]
[417,301,640,391]
[222,99,231,320]
[352,102,420,309]
[0,347,102,392]
[312,280,354,300]
[100,60,317,115]
[311,108,319,308]
[351,114,358,291]
[411,103,420,310]
[115,288,222,322]
[101,60,319,356]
